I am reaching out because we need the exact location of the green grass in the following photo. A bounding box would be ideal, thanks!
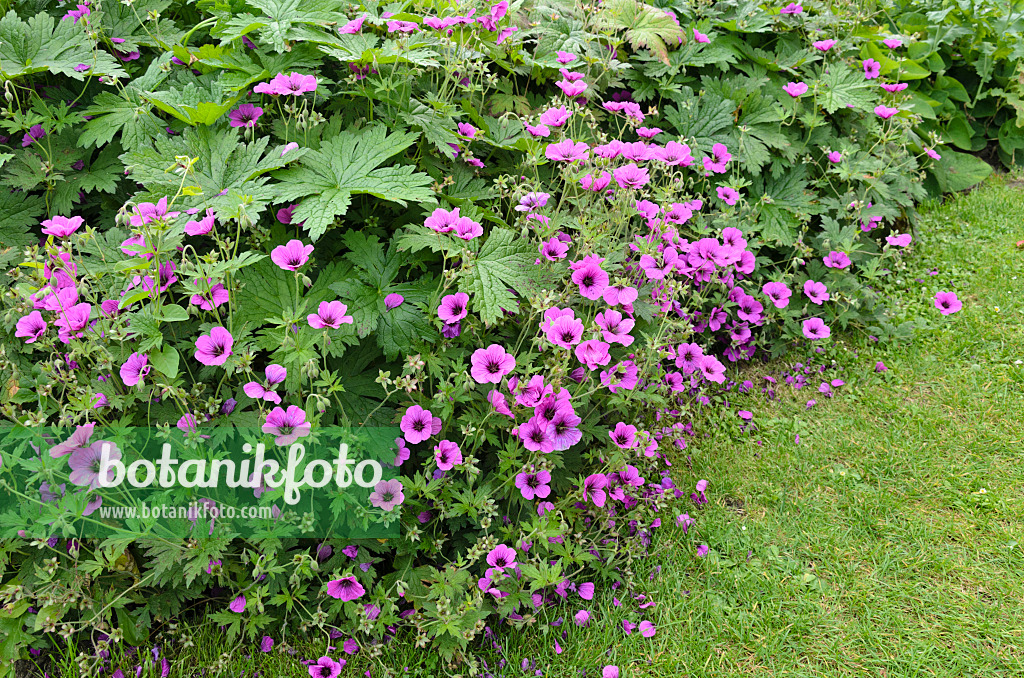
[32,179,1024,677]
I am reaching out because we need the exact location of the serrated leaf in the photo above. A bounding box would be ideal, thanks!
[598,0,683,65]
[272,125,436,240]
[818,67,876,114]
[457,228,535,325]
[0,10,127,81]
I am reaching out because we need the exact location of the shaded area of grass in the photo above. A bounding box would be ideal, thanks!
[33,180,1024,677]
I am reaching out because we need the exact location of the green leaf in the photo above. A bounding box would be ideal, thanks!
[928,150,993,193]
[598,0,683,65]
[149,345,180,379]
[818,67,876,114]
[0,189,45,250]
[0,10,127,81]
[457,228,535,325]
[144,75,242,126]
[662,90,734,154]
[272,124,436,240]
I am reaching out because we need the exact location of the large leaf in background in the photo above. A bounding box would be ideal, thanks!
[327,231,438,359]
[0,190,45,270]
[272,125,436,240]
[750,165,816,246]
[123,127,307,222]
[818,67,875,113]
[597,0,683,65]
[213,0,347,52]
[662,89,734,155]
[457,228,535,326]
[78,58,171,151]
[0,10,126,81]
[927,150,993,194]
[143,75,242,127]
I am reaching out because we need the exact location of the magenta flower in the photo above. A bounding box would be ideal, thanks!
[309,657,343,678]
[612,163,650,189]
[387,19,418,33]
[120,352,151,387]
[368,479,404,511]
[655,141,694,166]
[886,233,912,247]
[63,4,90,22]
[15,311,47,343]
[862,59,881,79]
[780,2,802,13]
[934,291,962,315]
[828,151,843,163]
[519,416,556,453]
[610,422,637,449]
[68,441,120,489]
[925,148,941,160]
[50,424,94,459]
[823,251,851,269]
[260,636,274,653]
[540,236,569,260]
[21,124,46,147]
[41,215,84,238]
[230,595,246,613]
[702,143,731,173]
[571,262,610,300]
[254,72,318,96]
[603,667,620,678]
[434,439,463,470]
[488,390,514,417]
[129,197,179,227]
[716,186,741,205]
[487,544,516,570]
[383,293,404,310]
[307,301,353,329]
[595,310,635,346]
[400,405,442,444]
[556,50,576,64]
[515,470,552,500]
[271,239,314,271]
[639,620,657,637]
[243,364,287,404]
[280,142,300,157]
[185,208,216,236]
[583,473,608,507]
[762,282,792,308]
[580,171,612,191]
[228,103,263,128]
[194,327,233,366]
[438,293,470,323]
[783,82,808,97]
[545,139,589,162]
[693,28,710,43]
[556,79,587,97]
[54,302,91,343]
[262,405,311,445]
[470,344,516,384]
[327,576,365,601]
[699,355,726,383]
[874,105,899,119]
[574,339,611,370]
[813,39,835,51]
[339,16,365,33]
[539,107,571,128]
[802,318,831,339]
[883,38,903,49]
[882,82,909,93]
[803,280,830,304]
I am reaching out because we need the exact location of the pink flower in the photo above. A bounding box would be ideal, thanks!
[925,148,941,160]
[228,103,263,128]
[437,293,470,323]
[400,405,442,444]
[603,667,620,678]
[230,595,246,613]
[574,339,611,370]
[583,473,608,507]
[612,163,650,189]
[243,364,287,404]
[384,293,404,310]
[434,440,463,470]
[881,82,909,93]
[762,281,792,308]
[862,59,881,79]
[556,50,576,64]
[15,311,47,343]
[185,209,216,236]
[369,479,404,511]
[470,344,516,383]
[883,38,903,49]
[487,544,517,569]
[519,416,556,453]
[120,352,151,386]
[50,424,94,459]
[886,233,912,247]
[262,405,311,445]
[327,576,365,601]
[545,139,589,162]
[254,72,318,96]
[308,657,343,678]
[271,239,314,271]
[780,2,802,13]
[540,236,569,260]
[783,82,808,97]
[41,215,84,237]
[802,318,831,339]
[338,16,365,33]
[716,186,741,205]
[556,79,587,97]
[539,107,571,127]
[693,28,710,43]
[515,470,552,499]
[813,39,835,51]
[609,422,637,449]
[595,310,634,346]
[639,620,656,637]
[702,143,731,173]
[571,262,609,300]
[823,251,851,269]
[387,19,418,33]
[54,302,91,343]
[194,327,234,366]
[934,291,962,315]
[655,141,694,166]
[803,280,829,304]
[828,151,843,163]
[699,355,726,383]
[68,441,120,489]
[579,172,612,191]
[874,105,899,119]
[307,301,353,329]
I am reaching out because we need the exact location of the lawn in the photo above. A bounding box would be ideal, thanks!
[35,179,1024,677]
